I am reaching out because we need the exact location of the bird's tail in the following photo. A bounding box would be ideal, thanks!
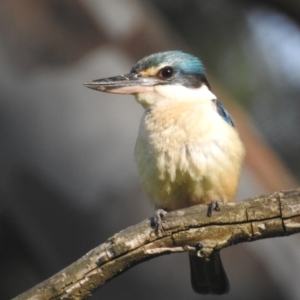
[189,251,229,294]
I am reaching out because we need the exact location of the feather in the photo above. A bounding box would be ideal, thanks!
[213,99,235,127]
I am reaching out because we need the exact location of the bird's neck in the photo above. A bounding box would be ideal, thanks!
[135,84,216,109]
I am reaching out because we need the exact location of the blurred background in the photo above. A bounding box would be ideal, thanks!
[0,0,300,299]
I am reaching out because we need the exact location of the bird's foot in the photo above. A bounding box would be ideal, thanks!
[207,200,221,217]
[151,209,167,231]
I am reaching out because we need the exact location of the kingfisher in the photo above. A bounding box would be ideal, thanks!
[84,51,245,294]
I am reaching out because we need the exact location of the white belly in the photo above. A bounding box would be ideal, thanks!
[134,103,245,211]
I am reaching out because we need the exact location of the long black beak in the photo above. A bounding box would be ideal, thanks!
[84,73,158,94]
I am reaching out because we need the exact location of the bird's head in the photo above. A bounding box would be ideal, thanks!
[84,51,212,108]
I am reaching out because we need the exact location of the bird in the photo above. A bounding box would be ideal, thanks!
[84,50,245,294]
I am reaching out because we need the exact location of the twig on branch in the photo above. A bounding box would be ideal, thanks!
[13,188,300,300]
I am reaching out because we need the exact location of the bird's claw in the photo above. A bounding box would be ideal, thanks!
[207,200,221,217]
[152,209,167,231]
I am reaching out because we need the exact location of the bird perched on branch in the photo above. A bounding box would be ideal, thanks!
[84,51,245,294]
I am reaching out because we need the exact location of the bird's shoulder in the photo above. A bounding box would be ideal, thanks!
[212,99,235,127]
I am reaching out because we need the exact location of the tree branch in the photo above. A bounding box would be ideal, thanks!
[13,188,300,300]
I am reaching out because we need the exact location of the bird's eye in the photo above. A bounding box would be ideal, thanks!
[159,67,175,79]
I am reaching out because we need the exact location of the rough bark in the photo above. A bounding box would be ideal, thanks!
[13,188,300,300]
